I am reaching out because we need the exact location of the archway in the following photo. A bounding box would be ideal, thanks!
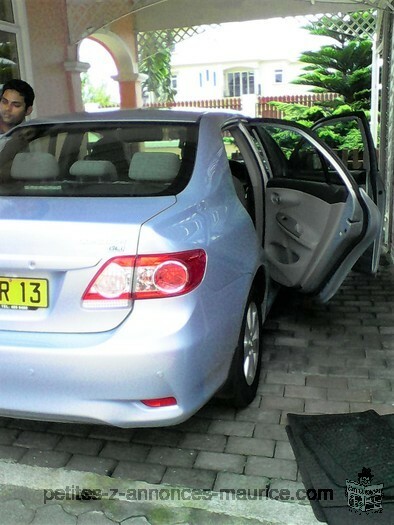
[78,28,144,109]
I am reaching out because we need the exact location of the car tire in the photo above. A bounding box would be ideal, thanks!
[222,291,263,408]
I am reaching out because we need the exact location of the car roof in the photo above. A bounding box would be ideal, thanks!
[23,108,245,126]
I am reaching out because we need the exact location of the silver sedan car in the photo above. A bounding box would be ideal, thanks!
[0,109,383,427]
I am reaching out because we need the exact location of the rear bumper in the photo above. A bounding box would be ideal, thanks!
[0,293,242,427]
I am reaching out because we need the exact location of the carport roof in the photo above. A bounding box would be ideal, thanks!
[131,0,377,31]
[67,0,386,44]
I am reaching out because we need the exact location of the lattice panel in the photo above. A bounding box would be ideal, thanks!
[300,10,377,39]
[351,0,394,11]
[137,26,212,61]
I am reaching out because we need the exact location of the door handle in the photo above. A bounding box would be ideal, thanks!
[276,213,302,238]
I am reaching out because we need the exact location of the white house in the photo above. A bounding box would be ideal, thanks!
[170,18,334,114]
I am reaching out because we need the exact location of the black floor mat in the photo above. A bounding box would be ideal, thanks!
[286,410,394,524]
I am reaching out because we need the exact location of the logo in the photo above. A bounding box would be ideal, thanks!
[346,467,383,515]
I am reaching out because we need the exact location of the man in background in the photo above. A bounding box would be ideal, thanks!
[0,79,35,134]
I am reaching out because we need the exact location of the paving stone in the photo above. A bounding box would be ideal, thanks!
[172,417,211,434]
[370,404,394,414]
[225,436,275,457]
[0,444,27,461]
[264,371,306,386]
[65,454,117,476]
[19,448,71,468]
[13,431,60,450]
[88,426,135,442]
[254,423,288,441]
[111,461,165,484]
[47,423,92,438]
[304,399,350,414]
[274,441,295,461]
[196,404,236,420]
[31,504,77,524]
[245,456,298,481]
[9,420,51,432]
[132,429,183,447]
[161,466,216,490]
[371,391,394,403]
[0,428,20,445]
[369,367,394,379]
[306,376,348,389]
[260,395,304,412]
[194,451,245,473]
[146,447,197,468]
[234,407,281,424]
[213,472,269,493]
[56,436,104,456]
[180,432,226,452]
[327,388,371,402]
[284,385,327,400]
[207,420,255,437]
[99,442,150,462]
[0,498,35,525]
[256,383,285,396]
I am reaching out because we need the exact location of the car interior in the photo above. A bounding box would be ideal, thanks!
[0,123,198,197]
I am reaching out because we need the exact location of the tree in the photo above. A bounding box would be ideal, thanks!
[268,12,376,150]
[270,12,375,125]
[81,73,114,108]
[294,13,374,110]
[138,30,177,103]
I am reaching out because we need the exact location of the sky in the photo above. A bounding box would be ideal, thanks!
[78,16,333,105]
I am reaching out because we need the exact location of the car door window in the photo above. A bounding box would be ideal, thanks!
[313,118,367,184]
[250,123,344,186]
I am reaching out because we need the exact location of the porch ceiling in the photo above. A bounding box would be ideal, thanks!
[67,0,378,44]
[131,0,372,31]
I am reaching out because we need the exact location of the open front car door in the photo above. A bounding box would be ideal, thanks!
[247,117,383,303]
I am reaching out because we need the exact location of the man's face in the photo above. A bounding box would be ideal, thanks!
[0,89,32,131]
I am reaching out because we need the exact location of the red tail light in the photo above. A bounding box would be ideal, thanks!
[141,397,177,407]
[82,249,206,307]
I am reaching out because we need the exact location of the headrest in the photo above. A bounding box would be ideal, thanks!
[11,152,59,180]
[69,160,117,181]
[128,152,180,182]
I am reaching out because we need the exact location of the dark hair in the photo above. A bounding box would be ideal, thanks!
[1,79,35,109]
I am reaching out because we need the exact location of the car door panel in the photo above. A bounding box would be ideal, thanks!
[265,179,364,292]
[247,118,381,302]
[312,112,385,274]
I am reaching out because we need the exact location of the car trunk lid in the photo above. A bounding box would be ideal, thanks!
[0,196,176,333]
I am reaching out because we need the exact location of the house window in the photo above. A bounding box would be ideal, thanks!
[0,0,21,84]
[275,69,283,83]
[0,0,13,22]
[226,71,255,97]
[171,75,177,90]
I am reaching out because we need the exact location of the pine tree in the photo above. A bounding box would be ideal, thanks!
[293,12,374,112]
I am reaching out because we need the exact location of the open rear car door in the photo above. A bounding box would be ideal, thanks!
[247,116,383,303]
[312,112,385,274]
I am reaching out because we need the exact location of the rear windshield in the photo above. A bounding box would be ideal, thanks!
[0,122,198,197]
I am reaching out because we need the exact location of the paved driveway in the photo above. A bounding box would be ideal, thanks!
[0,266,393,497]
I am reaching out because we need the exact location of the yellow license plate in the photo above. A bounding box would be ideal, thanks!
[0,277,48,309]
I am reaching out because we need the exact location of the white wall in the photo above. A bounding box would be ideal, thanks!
[170,18,333,102]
